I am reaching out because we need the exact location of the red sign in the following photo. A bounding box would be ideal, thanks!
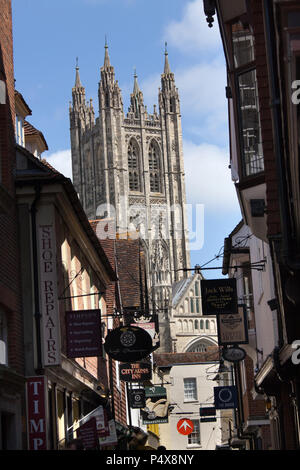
[76,418,98,449]
[66,309,102,358]
[119,362,152,382]
[177,419,194,436]
[26,376,47,450]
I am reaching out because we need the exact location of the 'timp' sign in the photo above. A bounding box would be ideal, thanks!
[26,376,47,450]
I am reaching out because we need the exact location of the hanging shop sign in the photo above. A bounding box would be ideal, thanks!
[200,417,217,423]
[104,326,153,362]
[214,386,238,410]
[201,278,237,315]
[177,419,194,436]
[99,419,118,448]
[140,386,169,424]
[130,312,160,352]
[37,205,61,366]
[199,406,216,417]
[79,404,109,438]
[222,346,246,363]
[26,376,48,450]
[217,304,249,346]
[119,362,152,382]
[129,389,146,409]
[65,309,102,358]
[76,417,98,449]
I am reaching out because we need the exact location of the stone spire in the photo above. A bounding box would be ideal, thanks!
[164,42,171,74]
[74,58,82,88]
[130,68,144,118]
[133,68,140,95]
[104,37,111,68]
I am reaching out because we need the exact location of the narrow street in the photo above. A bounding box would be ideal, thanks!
[0,0,300,457]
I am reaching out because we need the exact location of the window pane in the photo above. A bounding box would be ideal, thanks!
[188,420,201,445]
[288,12,300,28]
[238,69,264,176]
[232,20,255,68]
[184,378,197,401]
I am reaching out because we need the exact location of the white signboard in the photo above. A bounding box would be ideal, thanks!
[38,205,61,366]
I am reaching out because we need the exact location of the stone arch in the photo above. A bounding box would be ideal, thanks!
[184,336,218,353]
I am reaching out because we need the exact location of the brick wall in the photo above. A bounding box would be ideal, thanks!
[0,0,24,375]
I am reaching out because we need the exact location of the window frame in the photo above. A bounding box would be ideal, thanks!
[187,419,201,446]
[226,16,265,183]
[148,140,162,194]
[128,138,142,193]
[183,377,198,402]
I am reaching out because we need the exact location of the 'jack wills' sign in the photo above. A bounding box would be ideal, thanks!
[38,205,61,366]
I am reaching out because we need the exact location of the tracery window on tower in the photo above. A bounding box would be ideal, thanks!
[148,140,162,193]
[128,139,141,192]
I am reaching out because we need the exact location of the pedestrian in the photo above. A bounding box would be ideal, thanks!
[66,438,85,450]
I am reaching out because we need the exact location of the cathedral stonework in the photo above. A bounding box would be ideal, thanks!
[69,44,191,352]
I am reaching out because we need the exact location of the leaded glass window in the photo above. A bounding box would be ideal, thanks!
[149,141,161,193]
[128,139,141,192]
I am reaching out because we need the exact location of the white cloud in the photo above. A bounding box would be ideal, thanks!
[164,0,221,55]
[45,149,73,180]
[183,140,239,212]
[176,60,227,116]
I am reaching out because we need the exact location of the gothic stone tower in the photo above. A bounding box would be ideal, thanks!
[69,45,190,352]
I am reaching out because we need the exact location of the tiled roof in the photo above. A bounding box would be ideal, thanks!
[24,120,48,150]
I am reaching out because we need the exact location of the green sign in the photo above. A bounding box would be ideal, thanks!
[140,386,169,424]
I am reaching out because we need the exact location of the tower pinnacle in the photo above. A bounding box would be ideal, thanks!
[75,57,82,88]
[104,37,111,68]
[133,68,140,95]
[164,42,171,74]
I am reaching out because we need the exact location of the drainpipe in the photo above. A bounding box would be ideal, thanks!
[31,184,43,372]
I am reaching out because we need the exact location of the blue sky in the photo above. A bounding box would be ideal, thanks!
[12,0,242,279]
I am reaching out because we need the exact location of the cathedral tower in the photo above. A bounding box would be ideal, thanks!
[69,45,190,352]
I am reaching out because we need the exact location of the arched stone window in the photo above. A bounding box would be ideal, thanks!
[149,140,162,193]
[205,320,210,330]
[128,139,141,192]
[200,320,204,329]
[187,338,217,353]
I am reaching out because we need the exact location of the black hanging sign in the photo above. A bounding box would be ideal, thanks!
[104,326,153,362]
[199,406,216,417]
[119,362,152,382]
[201,278,237,315]
[222,346,246,363]
[129,389,146,409]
